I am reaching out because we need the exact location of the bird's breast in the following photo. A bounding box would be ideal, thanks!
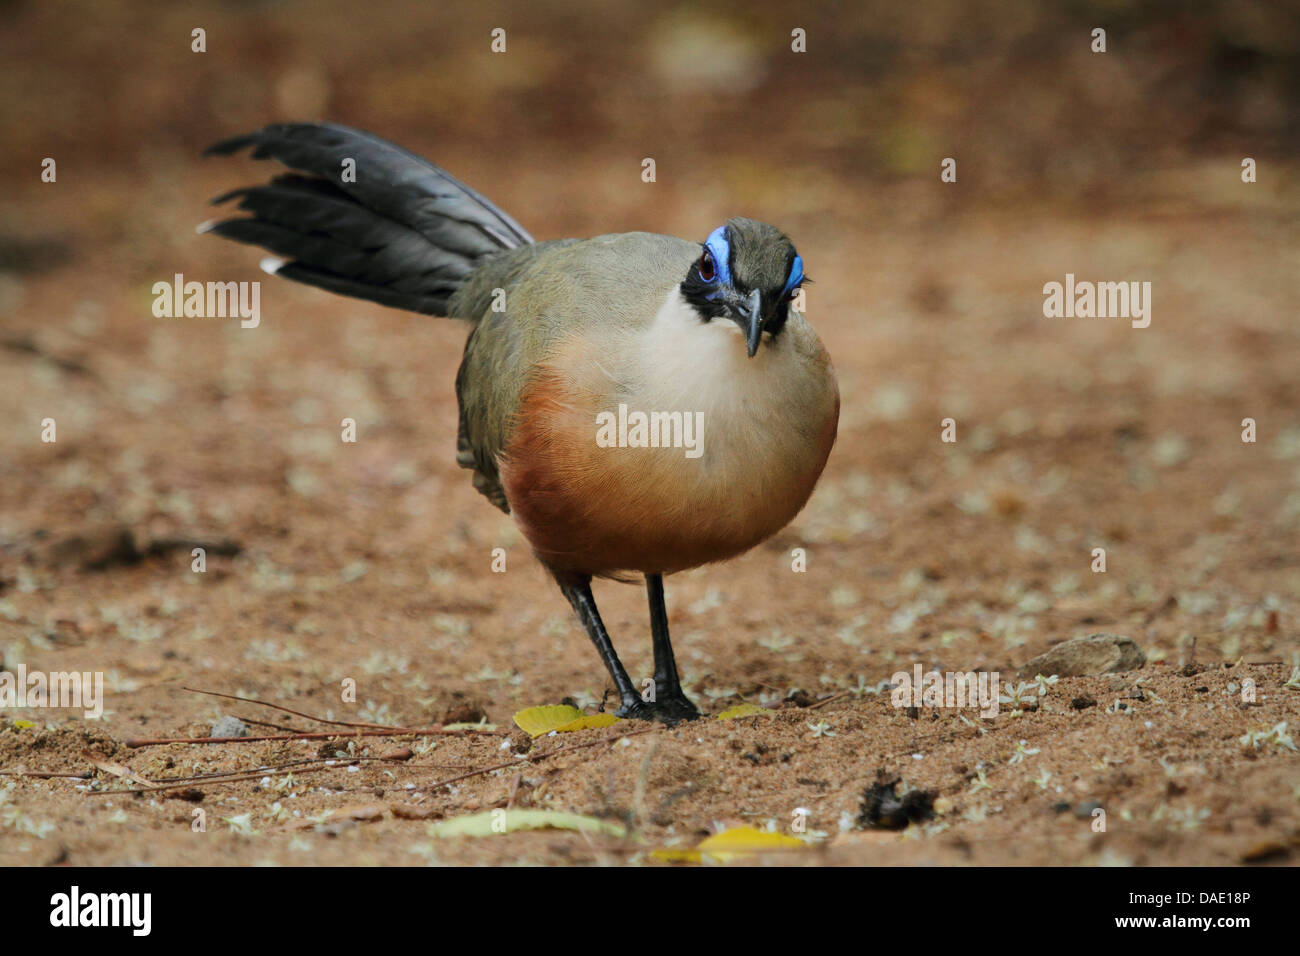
[500,291,839,576]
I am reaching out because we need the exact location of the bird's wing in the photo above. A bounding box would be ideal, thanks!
[450,233,697,513]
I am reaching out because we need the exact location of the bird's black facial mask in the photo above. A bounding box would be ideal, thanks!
[680,219,805,357]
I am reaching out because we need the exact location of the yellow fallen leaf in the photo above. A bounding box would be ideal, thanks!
[11,720,38,730]
[428,809,626,838]
[513,705,584,736]
[513,705,619,736]
[653,825,807,863]
[716,703,770,720]
[554,713,621,732]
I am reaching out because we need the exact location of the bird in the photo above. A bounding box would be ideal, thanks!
[201,123,839,723]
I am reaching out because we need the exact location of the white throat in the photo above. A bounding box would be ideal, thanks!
[622,290,818,469]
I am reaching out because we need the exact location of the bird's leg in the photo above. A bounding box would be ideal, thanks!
[641,573,700,722]
[558,575,641,714]
[556,573,699,724]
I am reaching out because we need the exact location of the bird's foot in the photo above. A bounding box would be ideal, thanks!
[616,693,701,725]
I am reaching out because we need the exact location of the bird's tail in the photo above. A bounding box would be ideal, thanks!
[201,123,533,318]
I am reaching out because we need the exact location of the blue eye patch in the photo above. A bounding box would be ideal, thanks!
[782,254,804,299]
[703,225,733,288]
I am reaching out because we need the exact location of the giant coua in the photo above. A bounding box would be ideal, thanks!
[203,123,839,723]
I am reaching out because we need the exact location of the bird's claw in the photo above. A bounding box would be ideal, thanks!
[616,694,701,724]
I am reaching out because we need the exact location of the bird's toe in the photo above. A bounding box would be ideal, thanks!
[616,695,701,725]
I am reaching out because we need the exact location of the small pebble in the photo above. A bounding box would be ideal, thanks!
[210,715,248,738]
[1073,799,1104,819]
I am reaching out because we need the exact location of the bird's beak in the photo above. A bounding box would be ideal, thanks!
[727,288,764,358]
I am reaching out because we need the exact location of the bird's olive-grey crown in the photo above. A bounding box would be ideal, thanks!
[679,217,806,357]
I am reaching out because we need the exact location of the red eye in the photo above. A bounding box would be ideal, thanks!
[699,251,716,281]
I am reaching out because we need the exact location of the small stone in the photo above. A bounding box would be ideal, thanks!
[392,804,440,821]
[210,715,248,738]
[1073,799,1104,819]
[1071,694,1098,710]
[1019,634,1146,678]
[35,525,138,570]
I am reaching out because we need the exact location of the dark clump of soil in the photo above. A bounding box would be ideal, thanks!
[857,776,936,830]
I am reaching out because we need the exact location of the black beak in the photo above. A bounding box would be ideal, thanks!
[726,288,764,358]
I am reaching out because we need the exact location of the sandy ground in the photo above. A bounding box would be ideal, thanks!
[1,1,1298,866]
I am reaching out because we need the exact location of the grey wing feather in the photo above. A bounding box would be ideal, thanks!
[204,123,532,316]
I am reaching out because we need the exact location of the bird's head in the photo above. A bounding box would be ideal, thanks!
[679,218,806,357]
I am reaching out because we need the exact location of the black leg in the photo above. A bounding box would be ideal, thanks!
[558,575,640,712]
[647,574,683,693]
[556,573,699,724]
[641,574,700,721]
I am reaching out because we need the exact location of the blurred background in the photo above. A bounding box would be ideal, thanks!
[4,0,1298,265]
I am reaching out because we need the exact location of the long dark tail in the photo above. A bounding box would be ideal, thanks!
[201,123,533,317]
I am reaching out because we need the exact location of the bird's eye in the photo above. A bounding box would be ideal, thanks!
[699,251,716,282]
